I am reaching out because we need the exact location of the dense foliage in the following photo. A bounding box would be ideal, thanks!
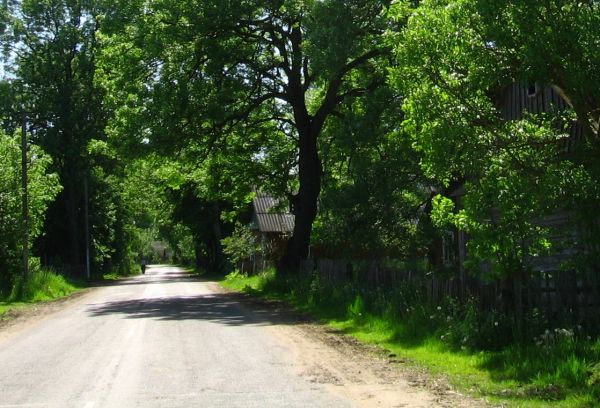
[98,0,395,269]
[0,130,61,296]
[392,0,600,281]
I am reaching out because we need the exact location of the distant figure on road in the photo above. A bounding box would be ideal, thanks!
[141,258,147,274]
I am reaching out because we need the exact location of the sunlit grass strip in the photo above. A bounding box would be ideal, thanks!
[0,269,83,322]
[3,269,83,304]
[220,270,600,408]
[0,302,25,317]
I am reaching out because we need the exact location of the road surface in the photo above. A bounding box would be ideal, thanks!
[0,266,477,408]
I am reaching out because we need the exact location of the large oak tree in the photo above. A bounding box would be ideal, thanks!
[100,0,393,270]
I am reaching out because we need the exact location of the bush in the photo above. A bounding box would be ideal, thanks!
[221,223,261,270]
[225,269,247,281]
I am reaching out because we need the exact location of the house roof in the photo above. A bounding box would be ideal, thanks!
[252,193,295,233]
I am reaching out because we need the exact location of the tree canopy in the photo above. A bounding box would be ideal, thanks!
[0,0,598,296]
[391,0,600,278]
[99,0,395,269]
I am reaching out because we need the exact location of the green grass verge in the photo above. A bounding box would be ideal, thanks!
[1,269,85,319]
[11,269,83,302]
[220,269,600,408]
[101,272,123,281]
[0,302,25,317]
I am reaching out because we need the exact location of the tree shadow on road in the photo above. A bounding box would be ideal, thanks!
[95,270,199,287]
[99,277,198,287]
[86,292,305,327]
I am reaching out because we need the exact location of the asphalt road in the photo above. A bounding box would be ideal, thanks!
[0,266,352,408]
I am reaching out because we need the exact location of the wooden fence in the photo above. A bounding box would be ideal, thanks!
[291,258,600,326]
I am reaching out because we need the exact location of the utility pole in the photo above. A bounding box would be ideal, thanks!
[84,176,90,280]
[21,111,29,284]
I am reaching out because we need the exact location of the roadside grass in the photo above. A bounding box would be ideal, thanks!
[102,267,140,280]
[10,269,82,302]
[103,260,144,279]
[220,269,600,408]
[101,272,123,281]
[222,269,266,293]
[0,302,25,317]
[1,269,84,318]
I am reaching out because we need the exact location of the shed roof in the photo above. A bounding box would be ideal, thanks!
[252,193,295,233]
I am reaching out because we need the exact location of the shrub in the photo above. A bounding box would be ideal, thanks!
[221,223,261,271]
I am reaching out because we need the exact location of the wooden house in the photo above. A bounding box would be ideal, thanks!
[431,82,597,320]
[247,192,295,271]
[436,82,585,266]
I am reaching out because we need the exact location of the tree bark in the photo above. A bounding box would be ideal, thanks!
[276,25,326,272]
[66,174,81,269]
[270,25,383,272]
[278,126,322,271]
[209,201,225,272]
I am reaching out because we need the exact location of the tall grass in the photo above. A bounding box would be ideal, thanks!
[221,269,600,407]
[8,269,80,303]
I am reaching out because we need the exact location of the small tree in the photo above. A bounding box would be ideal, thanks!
[221,223,261,274]
[0,130,61,296]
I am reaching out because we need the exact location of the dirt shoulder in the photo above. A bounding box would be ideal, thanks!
[210,281,491,408]
[0,288,95,335]
[271,322,486,408]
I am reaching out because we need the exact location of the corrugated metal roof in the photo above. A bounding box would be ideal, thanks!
[254,194,279,213]
[252,193,295,233]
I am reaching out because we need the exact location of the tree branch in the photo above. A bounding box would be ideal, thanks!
[314,48,387,132]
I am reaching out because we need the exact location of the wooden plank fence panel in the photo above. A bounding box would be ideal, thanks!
[298,258,600,323]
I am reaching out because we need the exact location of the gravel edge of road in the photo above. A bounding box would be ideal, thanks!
[211,281,493,408]
[0,287,97,331]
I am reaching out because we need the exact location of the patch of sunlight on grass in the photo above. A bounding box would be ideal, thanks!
[6,269,83,305]
[0,303,15,315]
[331,315,396,343]
[220,269,273,293]
[339,328,597,408]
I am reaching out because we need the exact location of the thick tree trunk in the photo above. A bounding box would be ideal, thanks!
[66,172,81,269]
[279,127,322,272]
[194,240,204,270]
[276,24,342,271]
[209,201,225,272]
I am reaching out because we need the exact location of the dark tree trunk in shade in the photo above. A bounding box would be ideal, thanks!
[278,124,322,271]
